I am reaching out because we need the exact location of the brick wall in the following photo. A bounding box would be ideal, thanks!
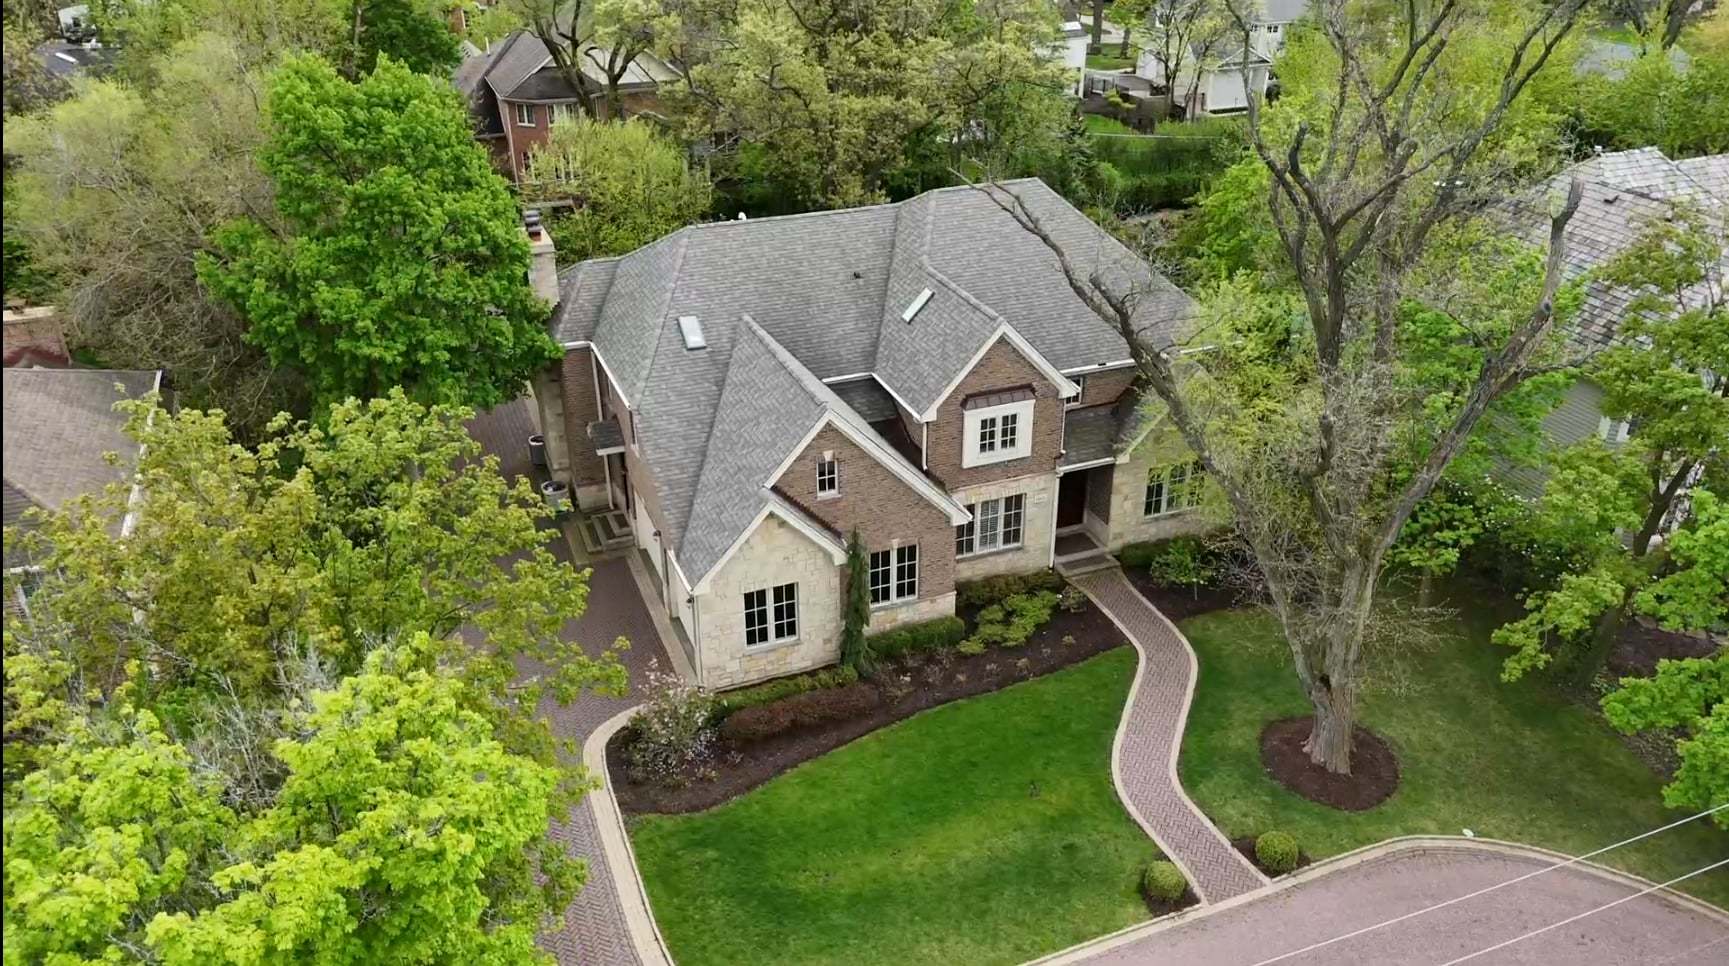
[772,424,957,620]
[559,348,607,491]
[1071,365,1137,408]
[925,339,1065,489]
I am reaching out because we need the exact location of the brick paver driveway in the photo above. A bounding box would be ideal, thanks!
[1055,844,1729,965]
[1068,567,1268,903]
[467,401,668,966]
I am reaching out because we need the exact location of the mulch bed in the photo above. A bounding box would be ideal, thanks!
[610,602,1129,815]
[1141,884,1200,918]
[1608,617,1719,678]
[1119,569,1255,622]
[1259,716,1400,811]
[1231,836,1313,876]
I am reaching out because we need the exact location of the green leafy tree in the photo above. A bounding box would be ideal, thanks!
[1495,208,1727,683]
[840,530,874,673]
[345,0,465,77]
[527,116,712,263]
[1601,650,1728,828]
[200,54,558,412]
[1575,40,1729,157]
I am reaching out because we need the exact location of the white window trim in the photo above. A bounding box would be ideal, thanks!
[963,399,1035,468]
[1144,461,1204,518]
[816,452,839,499]
[515,102,536,126]
[868,545,920,608]
[1598,415,1631,444]
[744,582,800,648]
[1064,374,1087,409]
[955,494,1026,558]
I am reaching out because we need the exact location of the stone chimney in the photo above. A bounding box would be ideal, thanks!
[524,209,559,306]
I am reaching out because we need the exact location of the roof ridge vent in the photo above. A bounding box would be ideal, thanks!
[677,315,707,350]
[901,287,934,323]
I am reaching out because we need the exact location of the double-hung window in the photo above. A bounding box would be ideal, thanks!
[1144,460,1205,517]
[744,582,798,646]
[869,546,919,605]
[514,102,536,126]
[816,455,839,497]
[955,494,1026,556]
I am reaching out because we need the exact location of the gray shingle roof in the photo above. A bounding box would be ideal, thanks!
[552,179,1195,584]
[1062,406,1121,466]
[1509,148,1726,350]
[3,368,158,567]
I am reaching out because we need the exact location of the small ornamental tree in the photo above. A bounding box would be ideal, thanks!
[200,54,558,413]
[1602,650,1729,829]
[527,116,712,264]
[841,530,875,674]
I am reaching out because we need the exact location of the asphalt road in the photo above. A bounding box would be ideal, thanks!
[1064,846,1729,966]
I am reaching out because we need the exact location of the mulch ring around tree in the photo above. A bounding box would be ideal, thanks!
[1230,837,1314,876]
[610,602,1126,815]
[1259,716,1400,811]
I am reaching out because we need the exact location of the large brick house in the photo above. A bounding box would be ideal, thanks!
[528,180,1209,688]
[453,29,676,183]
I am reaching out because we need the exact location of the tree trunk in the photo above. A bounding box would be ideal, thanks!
[1304,684,1357,773]
[1567,597,1629,689]
[1120,27,1132,59]
[1091,0,1104,53]
[1417,571,1434,608]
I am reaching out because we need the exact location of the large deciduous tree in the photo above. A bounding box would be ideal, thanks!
[508,0,658,119]
[526,115,712,262]
[4,390,626,961]
[1495,208,1727,684]
[200,55,559,412]
[983,0,1591,772]
[6,32,303,438]
[1601,645,1729,828]
[1110,0,1230,111]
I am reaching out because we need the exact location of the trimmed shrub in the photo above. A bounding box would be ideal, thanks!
[956,570,1065,609]
[956,638,987,656]
[1142,860,1187,903]
[718,682,881,743]
[971,591,1059,649]
[1255,831,1300,874]
[868,615,967,660]
[715,665,858,718]
[1058,585,1087,613]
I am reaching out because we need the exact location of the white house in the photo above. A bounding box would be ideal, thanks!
[1048,21,1092,96]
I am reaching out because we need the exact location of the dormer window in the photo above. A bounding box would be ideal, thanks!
[816,453,839,497]
[962,392,1035,468]
[1064,374,1087,408]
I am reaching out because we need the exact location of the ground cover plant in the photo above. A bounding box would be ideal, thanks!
[1176,597,1729,907]
[627,649,1154,966]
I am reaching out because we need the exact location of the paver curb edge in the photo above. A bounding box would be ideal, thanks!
[582,706,676,966]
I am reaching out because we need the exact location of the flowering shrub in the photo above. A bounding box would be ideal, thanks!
[626,661,716,785]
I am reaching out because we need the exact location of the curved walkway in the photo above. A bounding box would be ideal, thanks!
[1068,566,1269,903]
[1040,838,1729,965]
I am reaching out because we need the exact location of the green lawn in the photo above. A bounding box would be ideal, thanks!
[1086,52,1136,71]
[628,648,1153,966]
[1084,114,1135,135]
[1177,606,1729,908]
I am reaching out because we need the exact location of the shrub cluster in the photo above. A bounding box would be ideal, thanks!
[718,683,881,743]
[1092,117,1245,211]
[956,570,1065,609]
[867,615,967,660]
[964,591,1059,650]
[1254,830,1300,874]
[1142,860,1188,903]
[626,663,718,785]
[714,665,858,718]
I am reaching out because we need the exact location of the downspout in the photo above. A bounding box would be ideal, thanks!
[921,421,929,470]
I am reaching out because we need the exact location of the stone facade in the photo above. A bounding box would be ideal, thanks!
[952,474,1059,580]
[772,423,957,609]
[925,339,1066,489]
[1103,419,1214,548]
[694,516,843,689]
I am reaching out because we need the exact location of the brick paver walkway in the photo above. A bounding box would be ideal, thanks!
[1069,567,1268,903]
[467,401,669,965]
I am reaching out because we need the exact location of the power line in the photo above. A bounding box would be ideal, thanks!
[1436,855,1729,966]
[1250,803,1728,966]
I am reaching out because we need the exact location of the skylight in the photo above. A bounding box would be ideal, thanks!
[677,315,707,350]
[901,288,934,323]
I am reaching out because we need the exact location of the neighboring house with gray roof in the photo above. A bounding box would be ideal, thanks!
[3,367,161,616]
[524,179,1206,688]
[1498,147,1726,497]
[452,29,677,183]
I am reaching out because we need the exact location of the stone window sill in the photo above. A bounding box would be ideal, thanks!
[744,635,801,655]
[956,543,1025,562]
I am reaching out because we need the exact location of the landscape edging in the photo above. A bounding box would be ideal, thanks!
[582,706,676,966]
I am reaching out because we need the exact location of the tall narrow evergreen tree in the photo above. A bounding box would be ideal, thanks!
[841,530,874,673]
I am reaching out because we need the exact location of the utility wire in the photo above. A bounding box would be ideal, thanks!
[1250,803,1728,966]
[1435,856,1729,966]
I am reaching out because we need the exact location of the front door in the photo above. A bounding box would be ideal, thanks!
[1056,470,1087,529]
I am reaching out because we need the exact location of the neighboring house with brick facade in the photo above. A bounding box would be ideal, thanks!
[453,29,675,183]
[526,179,1211,688]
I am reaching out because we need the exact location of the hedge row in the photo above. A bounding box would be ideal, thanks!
[713,665,859,718]
[955,570,1066,609]
[867,615,967,659]
[718,683,881,743]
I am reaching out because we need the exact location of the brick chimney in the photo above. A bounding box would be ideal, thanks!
[523,209,559,306]
[3,304,71,368]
